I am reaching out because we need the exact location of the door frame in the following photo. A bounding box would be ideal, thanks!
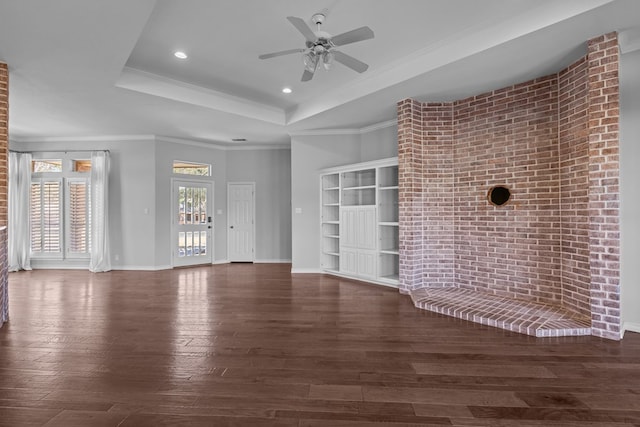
[227,182,256,262]
[171,178,214,267]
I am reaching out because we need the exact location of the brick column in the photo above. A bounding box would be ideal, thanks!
[0,63,8,327]
[586,32,621,339]
[397,99,424,294]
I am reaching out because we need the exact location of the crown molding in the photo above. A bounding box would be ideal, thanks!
[10,134,155,144]
[289,118,397,137]
[156,135,290,151]
[360,119,398,133]
[116,67,286,125]
[289,128,361,137]
[11,134,289,151]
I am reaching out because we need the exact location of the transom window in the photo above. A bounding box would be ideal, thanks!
[32,159,62,173]
[173,160,211,176]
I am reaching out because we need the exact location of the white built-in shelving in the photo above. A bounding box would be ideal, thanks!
[320,173,341,273]
[320,158,399,287]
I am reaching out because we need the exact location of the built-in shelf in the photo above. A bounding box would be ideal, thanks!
[343,185,376,191]
[320,158,399,288]
[321,172,341,273]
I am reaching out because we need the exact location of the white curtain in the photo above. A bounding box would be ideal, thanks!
[89,151,111,272]
[8,152,32,272]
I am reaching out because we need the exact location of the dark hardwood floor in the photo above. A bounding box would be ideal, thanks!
[1,263,639,426]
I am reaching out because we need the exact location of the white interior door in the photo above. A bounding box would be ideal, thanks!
[172,180,213,267]
[228,182,255,262]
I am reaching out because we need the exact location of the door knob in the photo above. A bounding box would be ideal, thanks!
[230,225,234,229]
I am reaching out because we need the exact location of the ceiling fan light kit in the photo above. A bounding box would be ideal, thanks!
[259,10,374,82]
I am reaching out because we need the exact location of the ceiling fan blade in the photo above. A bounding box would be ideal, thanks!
[301,69,315,82]
[331,26,374,47]
[259,48,304,60]
[287,16,316,42]
[333,51,369,73]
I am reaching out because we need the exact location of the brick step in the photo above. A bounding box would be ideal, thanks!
[410,287,591,337]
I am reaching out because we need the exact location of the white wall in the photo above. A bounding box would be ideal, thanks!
[10,138,157,269]
[620,48,640,335]
[227,149,292,262]
[290,124,397,272]
[360,124,398,161]
[11,137,293,269]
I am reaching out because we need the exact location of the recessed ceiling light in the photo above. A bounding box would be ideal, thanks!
[174,51,188,59]
[282,87,292,94]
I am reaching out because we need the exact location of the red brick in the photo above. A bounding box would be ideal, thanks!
[397,33,621,339]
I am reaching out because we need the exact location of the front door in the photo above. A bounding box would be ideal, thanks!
[228,182,255,262]
[173,180,213,267]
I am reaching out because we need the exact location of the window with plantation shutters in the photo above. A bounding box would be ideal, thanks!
[30,179,62,255]
[67,179,90,255]
[30,155,92,260]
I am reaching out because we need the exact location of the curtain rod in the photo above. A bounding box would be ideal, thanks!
[9,149,110,153]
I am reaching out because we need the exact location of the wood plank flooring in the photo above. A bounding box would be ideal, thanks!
[1,263,639,426]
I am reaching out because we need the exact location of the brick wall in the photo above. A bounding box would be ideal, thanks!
[0,227,6,326]
[587,33,621,340]
[0,63,8,327]
[559,57,591,317]
[454,76,561,303]
[0,63,7,227]
[397,33,621,339]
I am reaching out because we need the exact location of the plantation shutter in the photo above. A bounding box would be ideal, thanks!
[30,179,62,255]
[68,179,91,255]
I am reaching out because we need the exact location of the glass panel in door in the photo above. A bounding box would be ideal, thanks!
[174,181,213,267]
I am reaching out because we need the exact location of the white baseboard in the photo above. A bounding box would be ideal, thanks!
[28,265,87,270]
[29,261,89,270]
[623,322,640,337]
[290,268,322,274]
[113,265,172,271]
[213,259,229,265]
[254,259,292,263]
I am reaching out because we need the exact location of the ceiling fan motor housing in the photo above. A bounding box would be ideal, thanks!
[311,12,326,26]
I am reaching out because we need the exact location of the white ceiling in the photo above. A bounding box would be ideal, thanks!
[1,0,639,147]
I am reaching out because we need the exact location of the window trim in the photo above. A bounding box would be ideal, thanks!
[29,152,93,261]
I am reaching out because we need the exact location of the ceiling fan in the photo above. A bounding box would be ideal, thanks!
[258,11,374,82]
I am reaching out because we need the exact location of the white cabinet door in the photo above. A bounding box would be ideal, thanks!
[357,250,376,279]
[340,208,358,248]
[357,207,377,250]
[340,248,358,276]
[340,206,377,278]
